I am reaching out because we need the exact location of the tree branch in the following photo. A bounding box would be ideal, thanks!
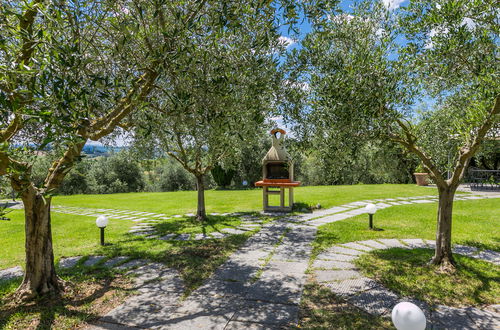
[449,95,500,187]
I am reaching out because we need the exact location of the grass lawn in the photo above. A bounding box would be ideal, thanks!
[355,248,500,307]
[52,184,439,214]
[313,198,499,252]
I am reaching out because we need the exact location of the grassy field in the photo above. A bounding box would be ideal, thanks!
[313,198,500,252]
[1,184,439,271]
[1,184,496,329]
[52,184,439,214]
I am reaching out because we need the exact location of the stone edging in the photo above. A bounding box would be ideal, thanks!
[312,238,500,329]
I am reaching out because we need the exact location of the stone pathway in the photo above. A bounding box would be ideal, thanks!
[2,193,499,329]
[312,239,500,329]
[91,219,316,329]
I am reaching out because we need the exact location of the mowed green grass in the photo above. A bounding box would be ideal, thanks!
[52,184,438,214]
[314,198,500,252]
[1,184,439,273]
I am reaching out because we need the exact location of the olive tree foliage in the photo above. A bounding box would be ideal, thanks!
[284,0,499,270]
[0,0,213,300]
[133,1,330,221]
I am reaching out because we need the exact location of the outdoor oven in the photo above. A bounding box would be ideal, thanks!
[255,129,300,212]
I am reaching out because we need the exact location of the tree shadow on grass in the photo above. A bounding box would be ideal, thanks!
[355,248,500,307]
[153,214,248,236]
[0,269,130,330]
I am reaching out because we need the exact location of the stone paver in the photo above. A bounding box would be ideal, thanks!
[311,259,355,270]
[324,277,379,297]
[103,256,129,268]
[59,256,83,269]
[377,238,405,248]
[315,269,361,282]
[84,255,105,267]
[347,287,400,316]
[0,266,23,281]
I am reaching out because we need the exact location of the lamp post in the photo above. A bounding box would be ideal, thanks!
[96,215,109,246]
[365,203,377,230]
[392,302,426,330]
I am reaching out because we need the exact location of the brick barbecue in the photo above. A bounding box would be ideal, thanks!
[255,128,300,212]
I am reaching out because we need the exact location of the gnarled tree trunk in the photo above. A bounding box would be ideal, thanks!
[431,184,457,270]
[16,187,61,300]
[195,174,207,221]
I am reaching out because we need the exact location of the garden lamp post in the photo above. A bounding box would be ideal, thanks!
[391,302,426,330]
[365,203,377,229]
[96,215,109,246]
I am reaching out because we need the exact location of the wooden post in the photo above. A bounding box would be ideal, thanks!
[263,187,268,210]
[280,187,285,209]
[289,187,294,210]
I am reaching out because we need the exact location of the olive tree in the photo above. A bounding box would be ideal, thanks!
[285,0,499,270]
[134,2,283,221]
[0,0,210,300]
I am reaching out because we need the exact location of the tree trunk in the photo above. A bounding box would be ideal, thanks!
[15,188,61,300]
[196,174,207,221]
[430,185,457,271]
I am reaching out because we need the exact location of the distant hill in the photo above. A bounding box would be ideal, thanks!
[82,144,127,157]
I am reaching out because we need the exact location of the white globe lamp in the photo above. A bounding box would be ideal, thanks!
[96,215,109,245]
[365,203,377,229]
[392,302,426,330]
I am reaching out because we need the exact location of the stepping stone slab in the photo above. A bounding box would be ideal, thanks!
[0,266,23,281]
[225,321,278,330]
[59,256,82,269]
[312,259,355,270]
[232,249,270,261]
[476,250,500,265]
[185,213,195,217]
[233,301,299,326]
[324,277,379,297]
[246,271,304,305]
[116,259,148,270]
[328,246,364,256]
[315,269,361,282]
[347,287,400,316]
[158,233,177,241]
[174,233,191,241]
[193,233,211,240]
[401,238,428,249]
[221,228,246,235]
[377,239,405,248]
[464,307,500,329]
[213,259,260,282]
[316,252,357,262]
[210,232,227,239]
[452,245,479,257]
[264,261,308,275]
[84,256,105,267]
[341,242,374,252]
[358,240,389,250]
[433,305,479,329]
[103,256,129,268]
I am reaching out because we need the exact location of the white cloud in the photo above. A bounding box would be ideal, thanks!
[375,28,385,38]
[424,26,449,49]
[278,36,295,49]
[382,0,405,10]
[283,79,310,92]
[329,13,355,23]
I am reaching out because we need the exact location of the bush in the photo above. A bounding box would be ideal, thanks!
[144,158,194,192]
[211,164,235,189]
